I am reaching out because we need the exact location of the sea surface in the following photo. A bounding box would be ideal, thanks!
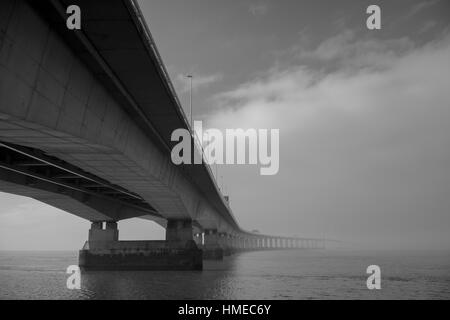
[0,249,449,300]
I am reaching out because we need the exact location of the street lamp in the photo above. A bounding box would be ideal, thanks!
[186,74,193,129]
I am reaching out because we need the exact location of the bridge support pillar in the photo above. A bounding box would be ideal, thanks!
[230,234,237,254]
[238,237,244,250]
[88,221,119,245]
[79,219,202,271]
[219,233,232,256]
[166,219,194,242]
[203,229,224,260]
[193,232,203,247]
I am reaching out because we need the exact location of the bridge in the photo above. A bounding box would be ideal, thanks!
[0,0,327,270]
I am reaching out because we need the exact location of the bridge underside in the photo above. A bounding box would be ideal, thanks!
[1,0,233,233]
[0,140,166,223]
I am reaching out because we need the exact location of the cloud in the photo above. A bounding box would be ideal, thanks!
[419,20,438,34]
[296,30,415,72]
[176,73,223,93]
[406,0,441,19]
[206,31,450,249]
[249,3,269,16]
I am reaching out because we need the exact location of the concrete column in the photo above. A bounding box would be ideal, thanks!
[204,229,219,247]
[217,232,225,247]
[88,221,119,243]
[231,235,237,250]
[166,219,194,242]
[229,234,235,254]
[91,221,102,230]
[219,233,231,256]
[203,229,224,260]
[193,232,203,247]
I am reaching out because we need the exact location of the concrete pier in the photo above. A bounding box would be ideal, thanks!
[220,233,233,256]
[202,229,224,260]
[79,221,203,271]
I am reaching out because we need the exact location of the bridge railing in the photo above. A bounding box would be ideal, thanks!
[128,0,226,202]
[128,0,191,130]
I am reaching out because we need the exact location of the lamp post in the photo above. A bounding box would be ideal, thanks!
[186,74,193,130]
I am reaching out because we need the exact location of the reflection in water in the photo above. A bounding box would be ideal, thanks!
[1,250,449,299]
[80,258,240,299]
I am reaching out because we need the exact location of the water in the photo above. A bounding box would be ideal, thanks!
[0,250,449,299]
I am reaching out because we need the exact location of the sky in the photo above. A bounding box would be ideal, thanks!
[1,0,450,250]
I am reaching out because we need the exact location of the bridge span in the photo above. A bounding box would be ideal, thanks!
[0,0,326,269]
